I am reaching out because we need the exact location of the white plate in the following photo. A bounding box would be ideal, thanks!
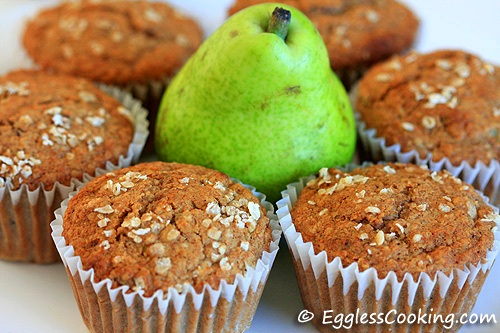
[0,1,499,332]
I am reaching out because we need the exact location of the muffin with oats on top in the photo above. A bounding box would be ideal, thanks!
[278,162,499,333]
[22,0,203,152]
[0,69,147,263]
[353,49,500,205]
[52,161,280,333]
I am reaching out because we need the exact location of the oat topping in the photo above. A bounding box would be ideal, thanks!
[94,204,114,214]
[240,241,250,251]
[248,202,261,220]
[494,107,500,117]
[0,81,30,96]
[219,257,232,271]
[154,257,172,275]
[356,190,366,198]
[207,226,222,241]
[436,59,452,70]
[421,116,437,129]
[416,204,427,212]
[438,204,452,213]
[455,62,470,78]
[374,230,385,245]
[375,73,393,82]
[364,9,380,23]
[423,86,458,109]
[58,16,88,37]
[144,7,163,23]
[383,165,396,174]
[318,174,370,194]
[0,150,42,187]
[379,188,392,195]
[99,240,111,250]
[385,58,402,71]
[365,206,381,214]
[430,171,443,184]
[395,223,405,235]
[97,217,110,228]
[79,90,97,103]
[402,122,415,132]
[166,228,180,240]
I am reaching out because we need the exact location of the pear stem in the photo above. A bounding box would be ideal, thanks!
[267,7,291,41]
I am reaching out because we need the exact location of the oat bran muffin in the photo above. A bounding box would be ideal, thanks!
[228,0,419,88]
[354,49,500,205]
[0,69,145,263]
[278,163,499,333]
[23,0,202,87]
[22,0,203,152]
[355,49,500,166]
[54,161,279,332]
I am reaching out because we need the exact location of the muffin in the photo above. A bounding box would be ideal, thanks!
[51,161,281,333]
[228,0,419,88]
[22,0,203,152]
[353,49,500,204]
[277,162,499,333]
[0,69,147,263]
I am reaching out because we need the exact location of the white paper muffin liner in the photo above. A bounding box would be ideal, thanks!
[0,85,149,263]
[276,168,500,333]
[51,182,281,333]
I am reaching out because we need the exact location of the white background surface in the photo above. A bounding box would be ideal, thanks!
[0,1,499,332]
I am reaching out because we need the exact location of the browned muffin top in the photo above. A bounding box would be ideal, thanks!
[0,69,134,191]
[63,161,273,296]
[355,50,500,165]
[291,163,497,280]
[229,0,419,81]
[22,0,203,85]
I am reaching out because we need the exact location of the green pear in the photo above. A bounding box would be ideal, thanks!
[155,3,356,203]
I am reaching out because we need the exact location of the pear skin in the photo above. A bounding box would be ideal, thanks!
[155,3,356,203]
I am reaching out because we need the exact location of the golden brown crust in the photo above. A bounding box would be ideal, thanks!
[63,161,272,296]
[291,163,497,280]
[0,69,134,191]
[229,0,419,86]
[22,0,203,85]
[355,50,500,165]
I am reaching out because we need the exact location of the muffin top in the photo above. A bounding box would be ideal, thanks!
[229,0,419,82]
[0,69,134,191]
[291,163,497,280]
[62,161,273,296]
[22,0,203,85]
[355,50,500,165]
